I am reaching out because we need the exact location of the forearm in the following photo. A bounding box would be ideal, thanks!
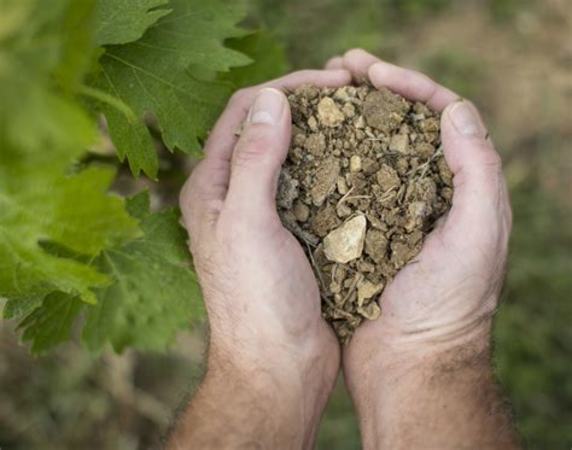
[167,342,335,450]
[347,324,521,450]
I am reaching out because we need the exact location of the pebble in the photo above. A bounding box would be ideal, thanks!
[317,97,345,127]
[323,215,367,264]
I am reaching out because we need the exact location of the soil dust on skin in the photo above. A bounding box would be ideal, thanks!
[277,85,453,343]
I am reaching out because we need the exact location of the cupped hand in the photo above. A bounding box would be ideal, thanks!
[179,70,351,443]
[326,50,512,372]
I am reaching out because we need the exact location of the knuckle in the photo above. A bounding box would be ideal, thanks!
[289,69,314,79]
[229,87,252,107]
[480,148,503,170]
[234,132,273,166]
[343,47,367,60]
[471,141,503,171]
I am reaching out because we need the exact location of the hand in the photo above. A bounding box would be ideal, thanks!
[326,50,518,449]
[173,69,351,449]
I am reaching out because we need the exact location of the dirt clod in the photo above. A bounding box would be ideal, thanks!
[277,84,452,343]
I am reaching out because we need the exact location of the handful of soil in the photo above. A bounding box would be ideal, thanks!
[277,85,453,343]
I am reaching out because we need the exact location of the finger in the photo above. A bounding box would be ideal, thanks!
[324,56,344,70]
[343,48,459,111]
[224,88,291,222]
[181,69,352,234]
[342,48,380,80]
[438,100,511,250]
[180,159,226,236]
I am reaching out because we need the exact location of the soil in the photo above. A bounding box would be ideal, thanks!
[277,84,453,343]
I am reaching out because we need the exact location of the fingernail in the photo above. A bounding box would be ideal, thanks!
[448,101,486,138]
[248,88,285,125]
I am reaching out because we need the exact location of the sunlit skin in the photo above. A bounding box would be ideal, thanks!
[168,50,521,450]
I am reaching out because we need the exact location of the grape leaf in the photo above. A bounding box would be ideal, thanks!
[94,0,172,46]
[17,292,83,354]
[0,0,97,156]
[222,30,290,88]
[0,162,141,312]
[83,192,203,352]
[93,0,252,178]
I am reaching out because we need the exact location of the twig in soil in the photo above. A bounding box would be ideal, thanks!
[337,186,355,207]
[406,145,444,179]
[307,243,326,292]
[343,195,371,202]
[340,272,363,306]
[379,186,398,203]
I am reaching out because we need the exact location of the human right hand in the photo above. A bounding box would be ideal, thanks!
[326,49,518,450]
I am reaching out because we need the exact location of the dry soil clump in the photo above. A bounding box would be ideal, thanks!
[277,84,453,343]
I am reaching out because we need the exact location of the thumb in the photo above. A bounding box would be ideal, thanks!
[224,88,291,219]
[439,100,510,250]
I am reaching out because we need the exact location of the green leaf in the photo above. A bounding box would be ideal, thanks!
[0,163,141,310]
[222,30,290,88]
[94,0,172,46]
[0,0,141,320]
[0,0,98,156]
[18,292,83,354]
[92,0,252,178]
[83,192,203,352]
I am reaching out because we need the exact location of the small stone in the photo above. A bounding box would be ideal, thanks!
[293,200,310,222]
[304,133,326,155]
[276,170,299,209]
[342,102,356,118]
[361,157,379,175]
[389,134,409,154]
[311,157,340,206]
[312,204,341,237]
[336,203,352,218]
[365,228,388,264]
[441,187,453,202]
[337,176,349,195]
[323,215,367,263]
[416,142,435,159]
[395,158,409,175]
[333,86,356,102]
[363,88,410,133]
[354,115,366,129]
[419,117,440,132]
[329,281,342,294]
[350,155,362,173]
[317,97,345,127]
[357,279,384,305]
[404,201,430,232]
[357,260,375,273]
[390,241,419,268]
[296,84,319,99]
[357,302,381,320]
[437,156,453,186]
[307,115,318,131]
[376,164,401,192]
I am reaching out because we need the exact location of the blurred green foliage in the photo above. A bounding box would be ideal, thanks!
[495,176,572,448]
[2,0,571,449]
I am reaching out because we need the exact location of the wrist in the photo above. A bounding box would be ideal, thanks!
[344,322,496,450]
[206,325,339,449]
[345,315,493,387]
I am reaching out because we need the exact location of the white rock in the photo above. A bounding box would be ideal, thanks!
[323,215,367,264]
[350,155,362,173]
[357,279,384,305]
[389,134,409,153]
[357,302,381,320]
[317,97,345,127]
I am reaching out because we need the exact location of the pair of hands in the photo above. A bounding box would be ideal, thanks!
[174,49,514,449]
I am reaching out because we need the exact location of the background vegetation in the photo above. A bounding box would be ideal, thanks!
[1,0,571,448]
